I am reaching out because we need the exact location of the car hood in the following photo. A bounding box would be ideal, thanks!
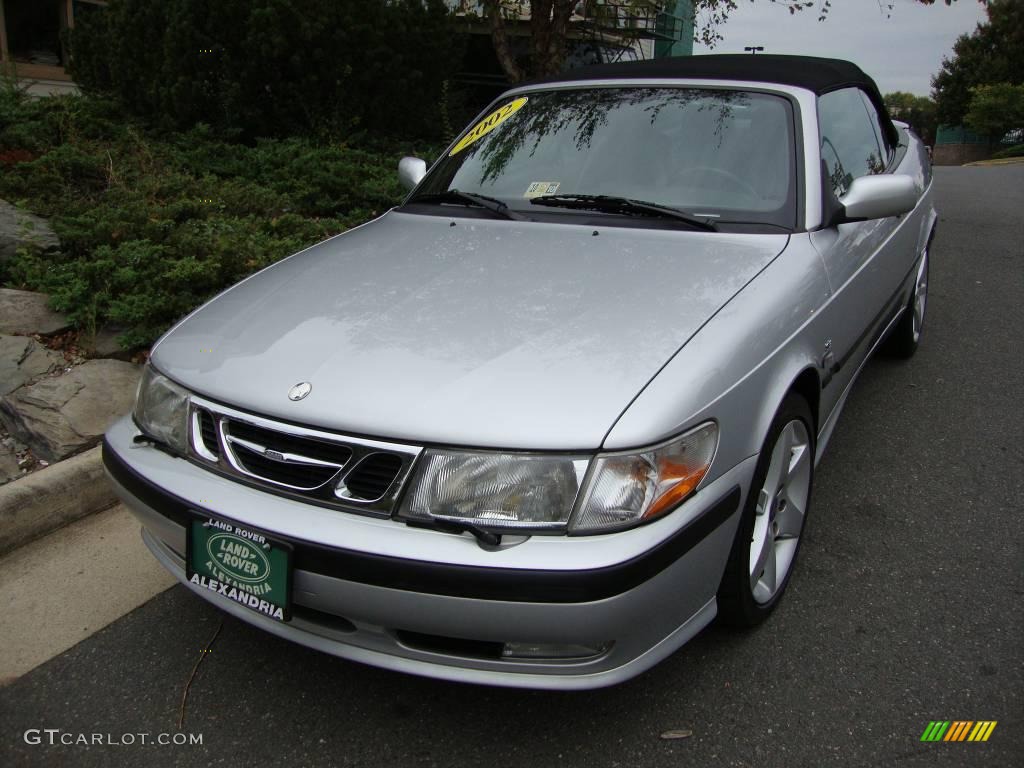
[153,211,787,449]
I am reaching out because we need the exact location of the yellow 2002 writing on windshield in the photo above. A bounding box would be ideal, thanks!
[448,97,529,157]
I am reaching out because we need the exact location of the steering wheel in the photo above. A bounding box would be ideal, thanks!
[677,167,761,201]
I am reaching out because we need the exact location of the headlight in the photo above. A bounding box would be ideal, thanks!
[400,422,717,534]
[401,450,590,530]
[133,364,190,454]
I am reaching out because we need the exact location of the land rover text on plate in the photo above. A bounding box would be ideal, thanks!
[105,55,937,689]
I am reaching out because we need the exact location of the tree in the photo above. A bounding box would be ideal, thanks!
[482,1,969,84]
[484,1,807,83]
[883,92,937,145]
[931,0,1024,126]
[69,0,464,140]
[963,83,1024,141]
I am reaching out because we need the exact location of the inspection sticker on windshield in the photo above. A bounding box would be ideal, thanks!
[449,97,528,157]
[524,181,560,198]
[186,515,292,621]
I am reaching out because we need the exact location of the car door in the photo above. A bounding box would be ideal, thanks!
[811,87,919,417]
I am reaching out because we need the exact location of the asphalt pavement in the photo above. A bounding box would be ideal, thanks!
[1,165,1021,767]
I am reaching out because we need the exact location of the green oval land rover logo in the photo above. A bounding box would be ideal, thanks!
[205,532,271,584]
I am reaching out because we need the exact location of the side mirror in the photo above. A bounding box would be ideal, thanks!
[398,157,427,191]
[835,174,918,223]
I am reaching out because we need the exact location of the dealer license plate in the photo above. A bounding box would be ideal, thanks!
[186,514,292,622]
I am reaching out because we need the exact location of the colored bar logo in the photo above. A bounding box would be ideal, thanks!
[921,721,997,742]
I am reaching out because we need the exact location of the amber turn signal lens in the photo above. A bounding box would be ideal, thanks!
[643,457,712,520]
[570,422,718,534]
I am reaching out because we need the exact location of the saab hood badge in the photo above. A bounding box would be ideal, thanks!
[288,382,312,401]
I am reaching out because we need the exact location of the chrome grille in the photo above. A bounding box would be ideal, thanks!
[230,440,342,490]
[187,396,422,516]
[197,409,220,458]
[226,419,352,466]
[341,453,405,501]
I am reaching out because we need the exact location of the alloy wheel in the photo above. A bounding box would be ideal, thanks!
[748,419,812,604]
[912,250,929,343]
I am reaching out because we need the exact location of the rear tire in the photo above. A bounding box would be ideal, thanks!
[717,393,815,628]
[883,248,929,359]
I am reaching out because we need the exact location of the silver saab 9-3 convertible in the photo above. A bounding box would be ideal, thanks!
[105,55,936,689]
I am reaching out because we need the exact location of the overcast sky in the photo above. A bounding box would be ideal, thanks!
[692,0,989,96]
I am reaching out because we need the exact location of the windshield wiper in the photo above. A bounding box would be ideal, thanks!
[530,194,717,231]
[409,189,525,221]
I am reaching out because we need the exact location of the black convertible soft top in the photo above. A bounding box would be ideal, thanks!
[529,54,897,145]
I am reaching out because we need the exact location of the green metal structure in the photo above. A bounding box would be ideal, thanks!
[935,125,992,146]
[654,0,694,58]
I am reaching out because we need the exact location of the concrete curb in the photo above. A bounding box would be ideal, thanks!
[0,445,116,556]
[962,157,1024,167]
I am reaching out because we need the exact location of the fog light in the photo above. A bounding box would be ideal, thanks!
[501,641,612,660]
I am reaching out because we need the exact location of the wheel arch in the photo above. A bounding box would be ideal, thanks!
[790,367,822,436]
[746,362,823,475]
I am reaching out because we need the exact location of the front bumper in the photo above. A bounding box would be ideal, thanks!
[104,415,754,689]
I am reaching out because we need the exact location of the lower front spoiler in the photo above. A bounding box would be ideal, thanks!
[143,526,719,690]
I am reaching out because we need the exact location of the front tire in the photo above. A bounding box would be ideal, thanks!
[717,393,815,628]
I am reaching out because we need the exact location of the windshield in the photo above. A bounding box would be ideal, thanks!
[408,87,797,230]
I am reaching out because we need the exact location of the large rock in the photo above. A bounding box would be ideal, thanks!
[0,360,141,462]
[0,334,64,395]
[86,325,133,360]
[0,289,70,336]
[0,200,60,263]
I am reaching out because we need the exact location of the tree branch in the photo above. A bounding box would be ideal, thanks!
[484,0,524,83]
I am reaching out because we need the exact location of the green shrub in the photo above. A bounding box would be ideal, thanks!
[69,0,464,141]
[991,143,1024,159]
[0,89,437,348]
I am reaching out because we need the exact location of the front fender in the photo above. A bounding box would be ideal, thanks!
[604,235,832,485]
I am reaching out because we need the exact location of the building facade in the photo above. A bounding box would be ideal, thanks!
[0,0,107,96]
